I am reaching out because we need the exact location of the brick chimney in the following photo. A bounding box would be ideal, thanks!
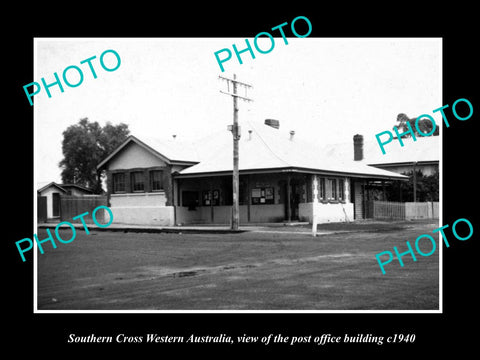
[353,134,364,161]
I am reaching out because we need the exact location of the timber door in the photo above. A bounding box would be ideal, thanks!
[291,183,301,220]
[285,179,301,221]
[37,196,47,222]
[352,180,364,220]
[52,192,61,217]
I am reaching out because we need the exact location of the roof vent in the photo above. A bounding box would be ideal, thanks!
[289,130,295,141]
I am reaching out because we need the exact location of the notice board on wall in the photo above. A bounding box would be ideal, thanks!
[251,187,274,204]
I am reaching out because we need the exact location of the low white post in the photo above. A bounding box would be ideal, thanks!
[312,175,318,237]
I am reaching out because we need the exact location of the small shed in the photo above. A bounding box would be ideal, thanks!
[37,182,94,220]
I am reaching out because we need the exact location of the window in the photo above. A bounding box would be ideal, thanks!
[338,179,345,201]
[130,171,145,192]
[319,178,326,200]
[327,179,337,200]
[331,179,337,200]
[113,173,125,193]
[150,170,163,191]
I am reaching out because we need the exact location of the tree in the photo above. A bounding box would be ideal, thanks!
[59,118,130,193]
[385,169,439,202]
[395,113,439,137]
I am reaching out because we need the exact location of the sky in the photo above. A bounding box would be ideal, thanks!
[34,37,442,187]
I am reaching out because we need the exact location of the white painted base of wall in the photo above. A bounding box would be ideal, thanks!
[111,206,174,226]
[109,193,354,226]
[299,202,354,224]
[109,192,174,226]
[176,204,285,225]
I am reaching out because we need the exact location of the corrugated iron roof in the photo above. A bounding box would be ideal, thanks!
[177,120,408,179]
[98,120,437,180]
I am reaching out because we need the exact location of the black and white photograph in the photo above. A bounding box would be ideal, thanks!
[33,37,442,312]
[6,6,479,356]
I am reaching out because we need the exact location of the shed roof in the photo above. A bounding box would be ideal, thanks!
[37,182,94,194]
[37,182,67,194]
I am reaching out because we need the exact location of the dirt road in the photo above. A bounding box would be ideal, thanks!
[36,220,439,310]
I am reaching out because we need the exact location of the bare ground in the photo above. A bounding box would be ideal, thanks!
[36,220,440,311]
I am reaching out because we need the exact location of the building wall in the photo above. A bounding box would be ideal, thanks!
[108,142,166,170]
[103,142,193,226]
[111,192,167,207]
[300,176,353,224]
[99,140,383,226]
[113,206,174,226]
[176,206,231,225]
[105,142,172,202]
[248,204,285,223]
[176,173,353,225]
[109,193,174,225]
[176,204,285,225]
[299,202,354,223]
[175,173,297,225]
[38,187,64,219]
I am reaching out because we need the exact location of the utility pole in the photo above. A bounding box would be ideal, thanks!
[413,161,418,203]
[219,74,253,230]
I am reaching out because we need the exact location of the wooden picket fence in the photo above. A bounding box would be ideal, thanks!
[372,201,405,220]
[60,195,108,223]
[373,201,439,220]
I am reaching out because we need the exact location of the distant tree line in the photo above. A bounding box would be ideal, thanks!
[395,113,439,137]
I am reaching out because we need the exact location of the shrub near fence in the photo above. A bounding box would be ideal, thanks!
[373,201,439,220]
[60,195,108,224]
